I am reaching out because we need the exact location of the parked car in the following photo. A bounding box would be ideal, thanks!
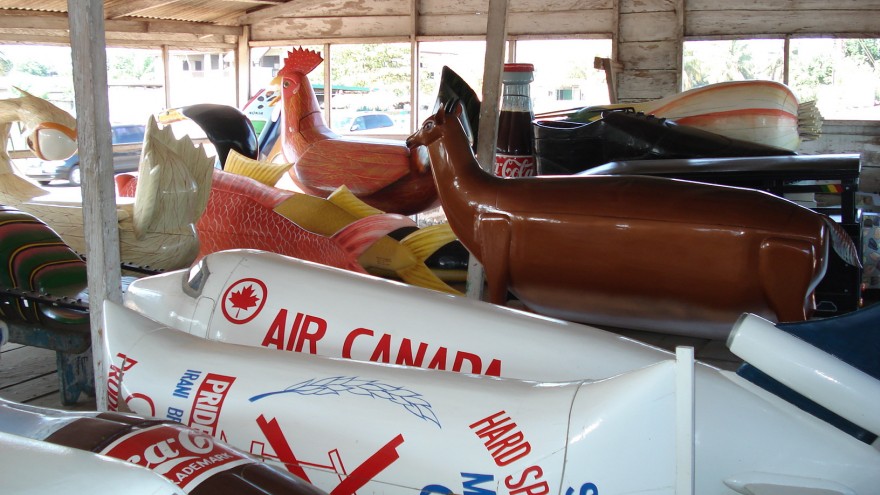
[25,124,146,186]
[348,112,394,132]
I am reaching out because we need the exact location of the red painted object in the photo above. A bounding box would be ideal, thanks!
[116,170,413,274]
[275,48,439,215]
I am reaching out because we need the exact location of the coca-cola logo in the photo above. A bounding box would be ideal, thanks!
[100,424,251,491]
[494,155,537,177]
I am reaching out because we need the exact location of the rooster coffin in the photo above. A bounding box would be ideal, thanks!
[103,302,880,495]
[405,105,859,338]
[275,48,438,215]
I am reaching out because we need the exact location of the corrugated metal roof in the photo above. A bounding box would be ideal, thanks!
[0,0,281,27]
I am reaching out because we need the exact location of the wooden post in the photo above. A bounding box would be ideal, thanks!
[162,45,172,109]
[237,25,251,108]
[67,0,122,411]
[323,43,332,127]
[410,0,419,132]
[675,0,685,91]
[475,0,508,174]
[467,0,509,300]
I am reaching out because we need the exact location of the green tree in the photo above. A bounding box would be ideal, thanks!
[331,44,411,100]
[107,51,158,82]
[18,60,56,77]
[0,52,11,76]
[844,39,878,69]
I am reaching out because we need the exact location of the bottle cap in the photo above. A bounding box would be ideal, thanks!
[503,63,534,73]
[502,63,534,84]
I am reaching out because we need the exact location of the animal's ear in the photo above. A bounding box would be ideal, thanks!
[435,103,447,124]
[443,99,461,117]
[446,98,463,118]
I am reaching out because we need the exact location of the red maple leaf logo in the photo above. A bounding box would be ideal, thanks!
[229,284,260,315]
[221,278,268,324]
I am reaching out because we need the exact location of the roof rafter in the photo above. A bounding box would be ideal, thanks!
[238,0,331,25]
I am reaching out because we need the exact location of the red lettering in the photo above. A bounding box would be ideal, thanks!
[505,465,544,491]
[284,312,305,351]
[395,338,429,367]
[107,353,138,411]
[339,328,504,378]
[452,351,482,374]
[485,359,502,377]
[262,310,288,349]
[188,373,235,436]
[343,328,373,358]
[470,411,511,434]
[294,315,326,354]
[469,411,532,466]
[427,347,448,371]
[506,466,548,495]
[370,333,392,363]
[480,422,516,446]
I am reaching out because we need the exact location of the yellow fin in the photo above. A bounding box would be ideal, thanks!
[225,149,292,186]
[401,223,458,262]
[328,185,384,219]
[397,262,463,295]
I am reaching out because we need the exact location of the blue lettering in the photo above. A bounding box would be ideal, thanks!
[420,485,453,495]
[173,370,202,398]
[166,407,184,422]
[565,483,598,495]
[462,473,495,495]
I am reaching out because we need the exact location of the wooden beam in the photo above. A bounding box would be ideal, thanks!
[67,0,122,412]
[239,0,330,25]
[104,0,178,20]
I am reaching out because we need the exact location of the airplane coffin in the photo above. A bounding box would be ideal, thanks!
[122,249,669,382]
[103,301,880,495]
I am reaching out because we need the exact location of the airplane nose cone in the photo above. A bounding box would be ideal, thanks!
[123,268,201,333]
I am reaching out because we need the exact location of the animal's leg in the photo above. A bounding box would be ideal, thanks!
[476,215,512,305]
[758,238,825,322]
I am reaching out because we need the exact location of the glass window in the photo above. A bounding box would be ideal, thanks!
[515,39,613,114]
[683,39,784,90]
[790,38,880,120]
[329,43,412,135]
[167,49,236,109]
[106,47,164,126]
[418,40,487,127]
[0,44,75,143]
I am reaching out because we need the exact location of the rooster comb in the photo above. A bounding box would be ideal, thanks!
[280,47,323,76]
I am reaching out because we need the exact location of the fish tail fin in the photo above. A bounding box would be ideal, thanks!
[798,100,823,141]
[328,185,385,218]
[397,262,463,295]
[225,149,292,186]
[400,223,458,262]
[332,213,417,260]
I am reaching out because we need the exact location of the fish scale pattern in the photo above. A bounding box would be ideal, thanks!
[194,170,366,273]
